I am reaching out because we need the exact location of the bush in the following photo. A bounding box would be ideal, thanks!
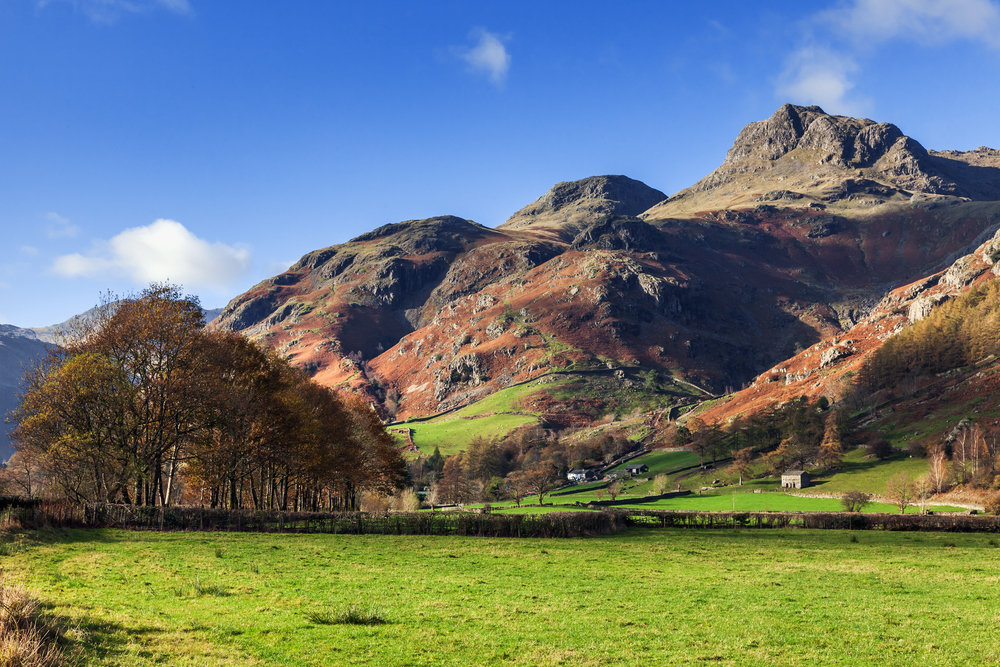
[841,489,872,513]
[908,440,928,458]
[868,438,893,460]
[985,492,1000,516]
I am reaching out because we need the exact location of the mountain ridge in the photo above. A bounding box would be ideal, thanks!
[210,104,1000,428]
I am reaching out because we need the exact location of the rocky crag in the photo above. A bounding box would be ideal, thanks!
[211,105,1000,424]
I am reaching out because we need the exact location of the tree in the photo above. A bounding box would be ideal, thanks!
[10,283,407,510]
[885,472,913,514]
[504,471,530,508]
[927,446,950,494]
[913,475,933,515]
[984,491,1000,516]
[869,438,893,461]
[817,412,844,469]
[652,474,671,495]
[607,479,624,501]
[727,447,754,486]
[436,457,470,505]
[840,489,871,513]
[525,461,558,506]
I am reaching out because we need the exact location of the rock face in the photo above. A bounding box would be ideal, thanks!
[501,175,668,238]
[211,105,1000,421]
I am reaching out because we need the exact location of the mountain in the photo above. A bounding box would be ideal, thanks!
[0,326,51,461]
[211,104,1000,428]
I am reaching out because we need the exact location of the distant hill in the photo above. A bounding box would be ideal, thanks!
[0,326,51,461]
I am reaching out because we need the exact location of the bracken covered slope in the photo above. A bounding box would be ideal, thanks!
[211,105,1000,422]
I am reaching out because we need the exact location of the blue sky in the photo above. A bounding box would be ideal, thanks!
[3,0,1000,327]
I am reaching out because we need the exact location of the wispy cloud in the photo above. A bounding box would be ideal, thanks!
[821,0,1000,48]
[20,246,39,256]
[776,0,1000,113]
[36,0,191,24]
[458,28,511,87]
[45,212,80,239]
[776,46,868,115]
[52,219,251,291]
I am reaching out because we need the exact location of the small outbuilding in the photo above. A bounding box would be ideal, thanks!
[567,469,596,484]
[625,463,649,476]
[781,470,810,489]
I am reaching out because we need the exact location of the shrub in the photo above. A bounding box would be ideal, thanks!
[908,440,928,458]
[841,489,872,513]
[869,438,893,460]
[984,492,1000,516]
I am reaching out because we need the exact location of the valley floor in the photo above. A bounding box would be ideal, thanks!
[6,528,1000,666]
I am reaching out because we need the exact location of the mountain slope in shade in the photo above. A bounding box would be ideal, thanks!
[211,105,1000,423]
[698,226,1000,428]
[0,327,50,461]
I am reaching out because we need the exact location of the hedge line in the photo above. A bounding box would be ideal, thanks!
[2,503,998,537]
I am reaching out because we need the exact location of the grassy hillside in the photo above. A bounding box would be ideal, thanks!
[8,528,1000,665]
[403,372,700,456]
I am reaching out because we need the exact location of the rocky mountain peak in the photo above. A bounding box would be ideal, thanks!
[500,175,667,236]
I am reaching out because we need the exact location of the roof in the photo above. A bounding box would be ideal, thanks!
[783,470,808,475]
[568,469,587,474]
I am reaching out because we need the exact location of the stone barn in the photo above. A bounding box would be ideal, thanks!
[781,470,810,489]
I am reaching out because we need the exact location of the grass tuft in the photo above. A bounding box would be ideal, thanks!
[308,604,388,626]
[173,575,228,598]
[0,574,70,666]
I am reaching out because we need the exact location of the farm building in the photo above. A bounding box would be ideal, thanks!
[781,470,810,489]
[625,464,649,475]
[567,469,597,484]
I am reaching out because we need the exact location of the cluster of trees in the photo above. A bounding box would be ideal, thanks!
[670,396,847,484]
[857,281,1000,394]
[408,426,639,507]
[5,284,405,509]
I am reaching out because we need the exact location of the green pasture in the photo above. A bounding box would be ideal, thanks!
[408,414,538,456]
[602,493,964,514]
[473,491,962,515]
[801,449,938,496]
[7,527,1000,666]
[606,449,700,477]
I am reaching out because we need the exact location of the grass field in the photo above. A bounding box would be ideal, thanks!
[483,493,964,514]
[7,528,1000,666]
[408,414,539,456]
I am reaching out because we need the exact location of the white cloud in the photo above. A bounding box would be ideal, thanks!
[776,0,1000,111]
[20,246,39,256]
[776,46,869,115]
[52,219,251,291]
[45,212,80,239]
[821,0,1000,48]
[36,0,191,24]
[459,29,511,86]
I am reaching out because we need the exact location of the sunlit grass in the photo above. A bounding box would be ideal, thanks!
[7,528,1000,665]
